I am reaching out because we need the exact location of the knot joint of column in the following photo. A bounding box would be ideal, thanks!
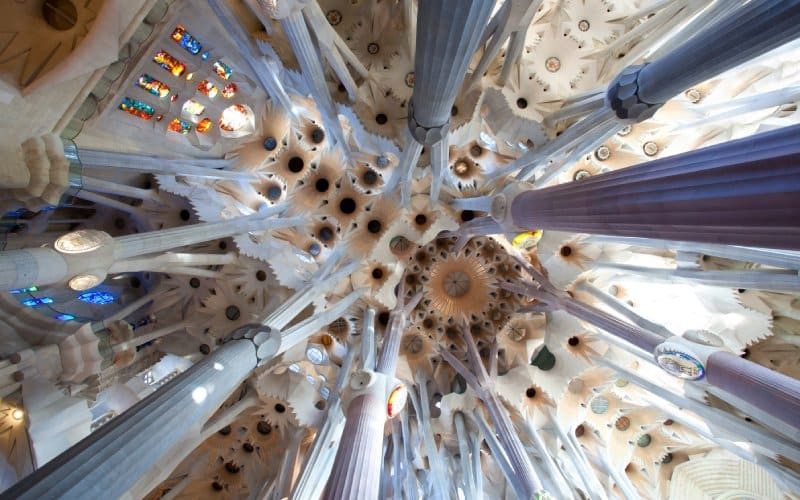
[606,64,662,121]
[407,100,450,145]
[229,323,281,363]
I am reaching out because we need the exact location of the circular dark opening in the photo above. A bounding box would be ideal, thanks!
[218,425,231,435]
[575,424,585,437]
[663,419,674,426]
[308,243,321,256]
[526,387,537,398]
[225,462,240,474]
[516,98,528,109]
[225,305,240,321]
[263,137,277,151]
[200,344,211,355]
[367,219,382,233]
[266,186,282,200]
[415,214,427,225]
[568,336,580,346]
[362,169,378,185]
[422,318,434,328]
[43,0,78,31]
[470,145,483,156]
[560,245,573,257]
[256,270,267,281]
[310,128,325,144]
[219,241,227,250]
[339,198,356,214]
[242,442,254,453]
[189,277,201,288]
[274,403,286,413]
[337,83,346,93]
[212,481,224,491]
[315,178,330,192]
[257,421,272,435]
[179,209,191,221]
[372,268,384,280]
[460,210,475,222]
[378,311,390,325]
[375,113,388,125]
[405,274,416,285]
[315,400,327,410]
[319,227,334,241]
[288,156,304,173]
[451,106,459,116]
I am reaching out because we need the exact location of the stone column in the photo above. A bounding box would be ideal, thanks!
[0,340,257,499]
[706,350,800,429]
[392,0,496,203]
[508,124,800,249]
[635,0,800,107]
[324,290,420,499]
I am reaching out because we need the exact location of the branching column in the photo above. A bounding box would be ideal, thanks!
[391,0,496,203]
[324,289,420,499]
[509,124,800,249]
[0,340,257,499]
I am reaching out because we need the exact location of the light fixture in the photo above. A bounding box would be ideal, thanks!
[11,409,23,421]
[191,387,208,404]
[68,274,101,291]
[54,230,111,254]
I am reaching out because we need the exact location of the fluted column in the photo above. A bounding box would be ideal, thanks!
[392,0,496,203]
[635,0,800,107]
[509,124,800,250]
[0,340,257,499]
[323,394,385,500]
[706,350,800,429]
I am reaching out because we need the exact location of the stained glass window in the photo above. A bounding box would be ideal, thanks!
[119,97,155,120]
[219,104,250,132]
[136,74,170,98]
[182,99,205,116]
[77,291,116,305]
[10,285,38,294]
[22,297,54,307]
[54,313,75,321]
[196,79,218,98]
[222,82,237,98]
[154,50,186,77]
[197,118,213,133]
[213,60,232,80]
[168,118,192,135]
[171,25,202,55]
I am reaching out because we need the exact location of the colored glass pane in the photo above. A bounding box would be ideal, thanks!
[219,104,250,132]
[213,60,232,80]
[55,313,75,321]
[77,291,115,305]
[168,118,192,135]
[119,97,155,120]
[10,285,38,294]
[197,79,218,98]
[136,74,170,98]
[182,99,205,116]
[154,50,186,77]
[21,297,54,307]
[170,25,202,55]
[197,118,213,133]
[222,82,237,98]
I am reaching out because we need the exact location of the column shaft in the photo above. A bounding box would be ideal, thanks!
[0,340,257,499]
[706,351,800,429]
[510,125,800,249]
[323,394,386,500]
[637,0,800,105]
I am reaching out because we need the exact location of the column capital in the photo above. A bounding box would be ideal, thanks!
[407,100,450,145]
[606,64,662,121]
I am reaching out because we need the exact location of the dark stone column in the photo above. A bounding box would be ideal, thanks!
[510,124,800,249]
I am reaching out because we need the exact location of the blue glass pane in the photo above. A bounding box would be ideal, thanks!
[77,291,116,305]
[55,314,75,321]
[22,297,54,307]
